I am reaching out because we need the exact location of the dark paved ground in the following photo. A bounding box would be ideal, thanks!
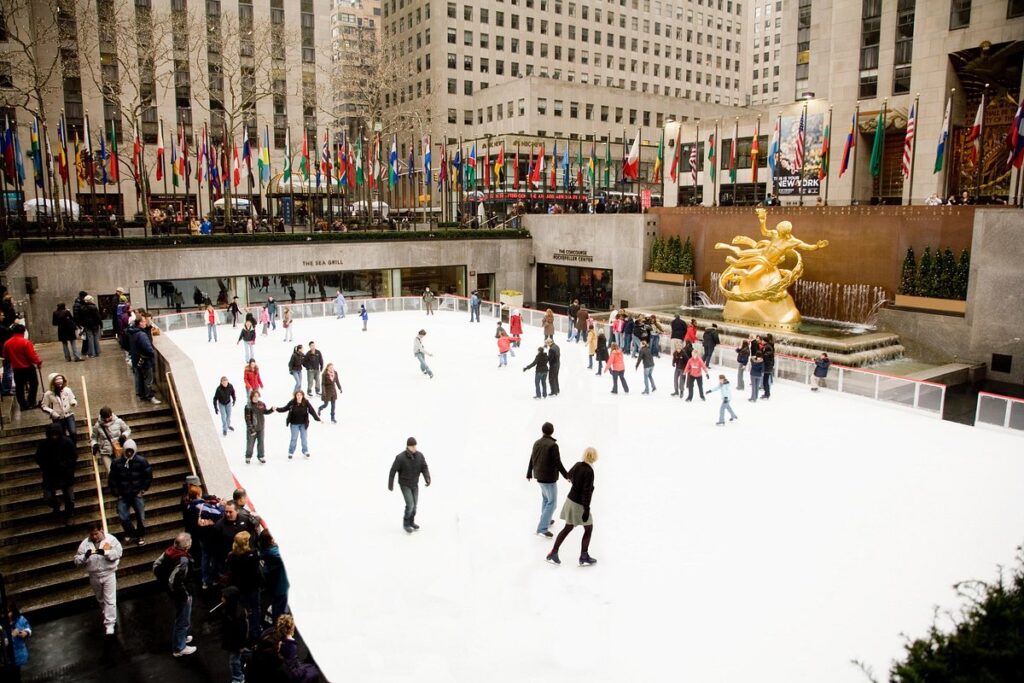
[13,575,322,682]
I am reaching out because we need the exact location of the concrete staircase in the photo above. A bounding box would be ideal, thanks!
[0,407,193,613]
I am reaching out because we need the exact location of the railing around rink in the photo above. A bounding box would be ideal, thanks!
[707,344,946,418]
[974,392,1024,436]
[149,299,946,419]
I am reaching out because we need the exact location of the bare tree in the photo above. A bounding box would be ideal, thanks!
[0,0,68,224]
[187,7,294,225]
[74,0,175,233]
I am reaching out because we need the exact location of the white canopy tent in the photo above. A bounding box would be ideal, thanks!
[23,198,81,220]
[350,200,389,218]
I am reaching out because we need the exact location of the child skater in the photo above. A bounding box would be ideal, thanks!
[707,374,738,426]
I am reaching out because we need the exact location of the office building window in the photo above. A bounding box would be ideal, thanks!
[949,0,971,28]
[1010,0,1024,18]
[859,0,881,98]
[893,0,915,94]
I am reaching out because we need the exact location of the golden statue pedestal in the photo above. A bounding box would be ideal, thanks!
[715,208,828,330]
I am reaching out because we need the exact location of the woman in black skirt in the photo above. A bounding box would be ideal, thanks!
[546,447,598,567]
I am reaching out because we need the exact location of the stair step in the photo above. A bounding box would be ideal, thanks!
[3,538,168,592]
[17,566,158,615]
[0,426,184,461]
[0,450,189,493]
[0,510,186,562]
[0,408,172,439]
[0,411,173,444]
[0,441,185,481]
[0,479,184,526]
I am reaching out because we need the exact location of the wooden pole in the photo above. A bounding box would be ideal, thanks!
[165,372,198,478]
[80,375,108,534]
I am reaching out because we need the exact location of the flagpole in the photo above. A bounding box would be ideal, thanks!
[61,112,74,228]
[850,103,860,205]
[975,84,987,201]
[85,113,97,220]
[753,115,761,205]
[288,128,295,231]
[712,121,719,206]
[246,125,253,220]
[907,94,920,206]
[798,100,808,207]
[693,119,700,204]
[879,98,887,204]
[824,106,833,206]
[941,89,954,202]
[42,120,58,231]
[137,118,149,237]
[170,123,178,210]
[732,117,739,203]
[160,118,168,197]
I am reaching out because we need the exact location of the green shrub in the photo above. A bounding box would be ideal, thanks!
[899,247,917,296]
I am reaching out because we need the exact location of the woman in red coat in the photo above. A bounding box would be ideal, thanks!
[683,318,699,344]
[509,309,523,348]
[242,359,263,400]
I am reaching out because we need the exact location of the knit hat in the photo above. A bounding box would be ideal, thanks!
[84,295,94,303]
[122,439,138,453]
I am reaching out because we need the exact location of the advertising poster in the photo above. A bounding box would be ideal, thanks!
[775,112,824,196]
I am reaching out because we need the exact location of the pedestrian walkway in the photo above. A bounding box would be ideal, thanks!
[2,339,160,432]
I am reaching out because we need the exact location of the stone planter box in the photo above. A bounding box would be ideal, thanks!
[894,294,967,314]
[645,271,694,285]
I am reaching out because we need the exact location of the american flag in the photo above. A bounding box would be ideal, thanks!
[689,143,697,184]
[902,103,916,178]
[794,109,806,171]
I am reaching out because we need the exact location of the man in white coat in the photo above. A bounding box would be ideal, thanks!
[74,521,123,635]
[334,290,347,318]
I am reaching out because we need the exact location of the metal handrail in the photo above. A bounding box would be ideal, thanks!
[164,371,199,478]
[80,376,109,534]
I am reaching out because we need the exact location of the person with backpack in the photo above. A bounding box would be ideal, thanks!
[812,352,831,391]
[182,484,225,590]
[74,522,123,635]
[153,532,197,657]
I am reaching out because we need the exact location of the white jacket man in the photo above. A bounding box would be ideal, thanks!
[74,522,123,635]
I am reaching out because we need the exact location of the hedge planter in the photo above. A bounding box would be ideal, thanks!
[894,294,967,314]
[645,271,694,285]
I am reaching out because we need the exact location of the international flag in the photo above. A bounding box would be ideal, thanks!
[451,147,461,189]
[529,144,544,185]
[338,135,348,187]
[561,142,570,189]
[576,144,583,188]
[1,117,14,180]
[72,128,81,185]
[729,132,738,183]
[669,124,682,183]
[155,121,164,181]
[321,132,332,179]
[242,128,252,182]
[750,123,760,184]
[466,143,477,187]
[819,120,830,182]
[197,125,207,184]
[178,126,188,182]
[901,103,916,179]
[355,134,364,186]
[622,130,640,180]
[794,109,806,171]
[56,115,68,183]
[300,128,309,182]
[652,129,664,183]
[482,144,490,187]
[133,124,142,183]
[30,117,43,188]
[549,141,557,187]
[689,142,697,185]
[967,96,984,163]
[869,109,885,178]
[423,135,432,187]
[512,148,520,189]
[1008,96,1024,169]
[494,143,504,184]
[389,135,398,187]
[170,127,179,187]
[840,113,856,177]
[588,140,596,183]
[80,114,92,183]
[437,145,447,191]
[768,117,780,177]
[407,141,415,185]
[282,128,292,183]
[209,144,221,197]
[369,133,381,188]
[346,139,355,186]
[708,132,717,183]
[259,126,271,185]
[934,98,950,174]
[232,140,241,188]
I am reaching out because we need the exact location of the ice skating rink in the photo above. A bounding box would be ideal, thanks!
[168,310,1024,683]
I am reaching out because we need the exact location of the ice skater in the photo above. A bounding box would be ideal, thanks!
[523,346,549,399]
[334,290,346,318]
[469,290,481,322]
[545,339,561,396]
[212,377,237,436]
[422,288,435,315]
[586,326,597,369]
[259,305,270,336]
[526,422,568,538]
[206,305,218,342]
[414,330,434,378]
[497,330,512,367]
[303,341,324,396]
[243,359,262,400]
[635,340,656,394]
[546,447,598,567]
[359,304,368,331]
[388,437,431,533]
[608,342,628,394]
[707,375,738,425]
[275,390,320,459]
[684,353,710,401]
[287,345,305,393]
[736,340,750,390]
[243,390,274,464]
[594,332,608,375]
[317,363,342,423]
[282,307,294,342]
[509,309,523,348]
[237,321,256,362]
[228,297,241,327]
[748,355,764,402]
[812,353,830,391]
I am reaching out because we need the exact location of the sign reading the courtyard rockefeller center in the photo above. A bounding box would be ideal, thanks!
[553,249,594,263]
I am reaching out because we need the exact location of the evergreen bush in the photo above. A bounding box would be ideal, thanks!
[681,236,695,274]
[899,247,917,296]
[955,249,971,300]
[650,236,665,272]
[917,247,935,297]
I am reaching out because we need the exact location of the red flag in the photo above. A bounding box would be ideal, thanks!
[483,147,491,187]
[155,123,165,181]
[529,145,544,185]
[750,124,760,184]
[513,149,520,188]
[232,141,241,187]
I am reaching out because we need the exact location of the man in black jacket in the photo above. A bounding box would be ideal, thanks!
[303,341,324,396]
[211,501,259,576]
[526,422,568,537]
[35,423,79,524]
[702,323,721,367]
[670,314,687,342]
[388,437,431,533]
[153,532,197,656]
[545,339,561,396]
[109,439,152,545]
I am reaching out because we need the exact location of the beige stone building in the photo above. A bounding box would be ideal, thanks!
[331,0,382,141]
[745,0,784,107]
[0,0,335,219]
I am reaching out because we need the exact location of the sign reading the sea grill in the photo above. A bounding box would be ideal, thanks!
[553,249,594,263]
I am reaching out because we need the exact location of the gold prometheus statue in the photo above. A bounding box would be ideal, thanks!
[714,208,828,329]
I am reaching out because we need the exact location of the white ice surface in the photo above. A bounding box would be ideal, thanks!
[169,310,1024,683]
